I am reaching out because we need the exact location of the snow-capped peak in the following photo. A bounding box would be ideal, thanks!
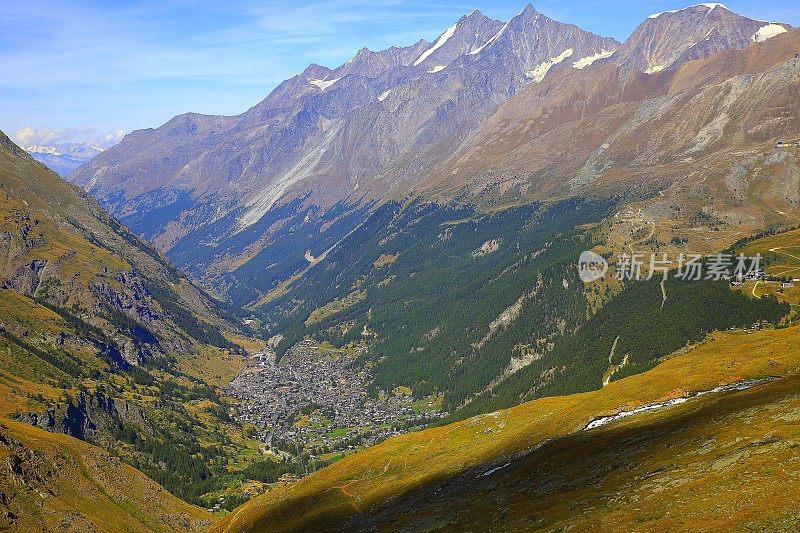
[26,145,61,155]
[647,3,728,20]
[414,22,459,66]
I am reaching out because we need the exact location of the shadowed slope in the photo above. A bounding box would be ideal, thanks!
[215,322,800,532]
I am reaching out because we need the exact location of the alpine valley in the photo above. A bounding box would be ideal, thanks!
[2,2,800,531]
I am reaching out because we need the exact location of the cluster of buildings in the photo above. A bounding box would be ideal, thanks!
[227,339,444,456]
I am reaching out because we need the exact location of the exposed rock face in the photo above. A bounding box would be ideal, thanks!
[613,4,785,74]
[1,260,47,296]
[89,271,158,322]
[0,128,244,364]
[17,391,149,445]
[0,432,51,529]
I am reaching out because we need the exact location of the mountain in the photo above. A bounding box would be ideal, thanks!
[614,3,789,74]
[419,25,800,209]
[0,130,244,364]
[9,2,800,529]
[65,4,799,420]
[0,417,212,532]
[24,142,103,176]
[0,130,300,524]
[67,3,793,295]
[69,4,618,254]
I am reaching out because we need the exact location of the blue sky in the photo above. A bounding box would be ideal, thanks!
[2,0,798,147]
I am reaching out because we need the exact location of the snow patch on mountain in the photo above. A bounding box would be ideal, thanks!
[427,65,446,73]
[584,377,775,430]
[752,23,788,43]
[414,22,459,66]
[526,48,574,82]
[27,145,62,156]
[645,65,666,74]
[309,77,342,90]
[469,21,508,55]
[377,90,391,101]
[572,49,615,69]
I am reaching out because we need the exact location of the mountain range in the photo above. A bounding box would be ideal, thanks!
[67,3,799,406]
[3,1,800,529]
[70,3,795,292]
[23,141,104,177]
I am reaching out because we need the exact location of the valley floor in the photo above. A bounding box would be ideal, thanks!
[228,340,445,460]
[215,323,800,532]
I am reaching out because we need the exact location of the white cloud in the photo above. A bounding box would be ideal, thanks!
[98,129,127,146]
[14,125,126,149]
[14,125,96,147]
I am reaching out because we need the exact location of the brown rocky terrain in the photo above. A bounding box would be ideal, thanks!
[421,28,800,235]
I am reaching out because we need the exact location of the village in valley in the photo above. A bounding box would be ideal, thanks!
[227,339,446,461]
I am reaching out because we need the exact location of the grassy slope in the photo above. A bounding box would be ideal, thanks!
[0,418,213,532]
[0,130,244,359]
[727,227,800,313]
[0,290,222,530]
[351,374,800,532]
[0,288,273,513]
[216,323,800,532]
[0,130,267,522]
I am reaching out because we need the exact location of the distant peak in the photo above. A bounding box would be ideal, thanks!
[461,9,485,20]
[345,47,373,64]
[647,3,729,20]
[508,3,540,25]
[301,63,333,77]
